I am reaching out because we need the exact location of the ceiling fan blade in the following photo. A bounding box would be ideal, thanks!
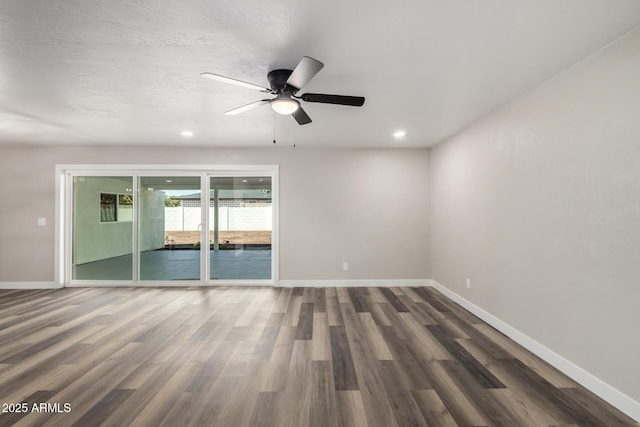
[301,93,365,106]
[292,106,312,125]
[201,72,270,92]
[225,100,271,115]
[285,56,324,90]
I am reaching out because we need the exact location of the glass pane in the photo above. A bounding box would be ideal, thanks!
[210,176,272,280]
[138,177,201,280]
[73,176,133,280]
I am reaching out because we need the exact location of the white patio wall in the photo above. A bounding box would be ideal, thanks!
[165,206,272,231]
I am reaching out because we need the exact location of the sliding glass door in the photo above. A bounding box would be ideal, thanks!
[209,176,272,280]
[65,166,277,285]
[138,176,202,281]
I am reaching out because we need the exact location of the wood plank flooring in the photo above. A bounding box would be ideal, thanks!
[0,286,636,427]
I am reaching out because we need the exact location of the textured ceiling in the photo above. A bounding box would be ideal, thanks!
[1,1,639,148]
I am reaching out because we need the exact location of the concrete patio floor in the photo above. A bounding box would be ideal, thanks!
[73,248,271,281]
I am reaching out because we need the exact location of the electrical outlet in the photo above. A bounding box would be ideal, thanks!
[37,217,47,226]
[343,262,349,271]
[466,278,471,289]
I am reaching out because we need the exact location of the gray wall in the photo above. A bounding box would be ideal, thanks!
[430,28,640,402]
[0,146,430,282]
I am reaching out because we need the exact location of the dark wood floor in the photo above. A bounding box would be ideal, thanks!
[0,286,636,427]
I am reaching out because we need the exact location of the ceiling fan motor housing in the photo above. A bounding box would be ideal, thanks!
[267,69,295,93]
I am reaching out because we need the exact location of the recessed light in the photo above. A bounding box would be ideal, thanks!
[393,130,406,139]
[181,130,193,137]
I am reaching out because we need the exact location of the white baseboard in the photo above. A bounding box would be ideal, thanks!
[429,280,640,422]
[0,281,62,290]
[277,279,431,287]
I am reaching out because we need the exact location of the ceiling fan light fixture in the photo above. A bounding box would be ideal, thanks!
[271,98,300,115]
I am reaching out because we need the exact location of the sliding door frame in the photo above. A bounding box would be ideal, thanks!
[55,164,278,287]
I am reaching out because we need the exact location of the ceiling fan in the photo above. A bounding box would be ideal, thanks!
[200,56,365,125]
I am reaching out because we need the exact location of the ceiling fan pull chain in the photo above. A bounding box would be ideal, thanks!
[273,113,276,144]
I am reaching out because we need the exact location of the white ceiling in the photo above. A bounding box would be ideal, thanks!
[1,1,639,148]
